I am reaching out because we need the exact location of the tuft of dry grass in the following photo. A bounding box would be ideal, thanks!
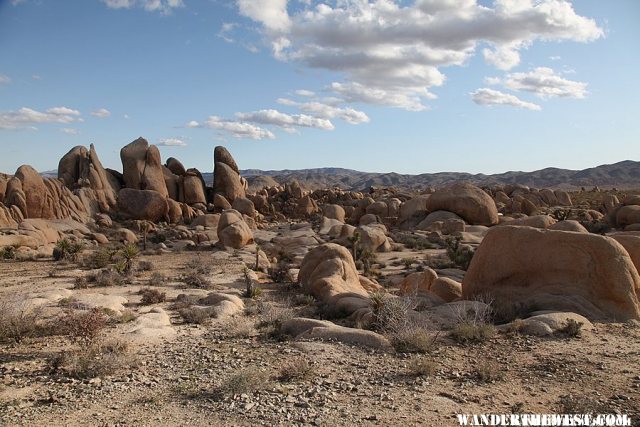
[178,307,210,325]
[450,322,496,344]
[215,368,270,397]
[48,339,135,379]
[0,299,43,343]
[226,317,255,338]
[474,359,504,383]
[407,357,437,377]
[139,288,166,305]
[277,359,316,382]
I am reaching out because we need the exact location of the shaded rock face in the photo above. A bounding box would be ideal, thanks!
[213,146,245,203]
[120,137,168,198]
[58,144,119,213]
[117,188,168,222]
[463,225,640,321]
[298,243,374,316]
[427,183,498,226]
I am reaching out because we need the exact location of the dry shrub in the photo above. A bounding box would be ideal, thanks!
[139,288,166,305]
[0,246,17,260]
[0,299,43,343]
[49,339,134,379]
[138,260,154,272]
[449,298,496,344]
[58,308,108,343]
[371,295,436,353]
[117,309,138,324]
[74,276,89,289]
[255,300,295,331]
[216,368,270,397]
[277,359,315,382]
[226,317,255,338]
[149,272,166,286]
[182,272,211,289]
[82,250,113,269]
[557,319,583,338]
[407,357,437,377]
[178,307,210,325]
[92,268,125,287]
[474,359,504,383]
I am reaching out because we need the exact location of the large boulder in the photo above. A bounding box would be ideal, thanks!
[120,137,168,197]
[183,173,207,205]
[323,204,345,223]
[617,205,640,228]
[213,147,245,202]
[358,224,391,252]
[426,183,498,226]
[463,226,640,321]
[217,209,253,249]
[117,188,169,222]
[298,243,374,316]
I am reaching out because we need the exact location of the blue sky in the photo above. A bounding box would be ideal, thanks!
[0,0,638,175]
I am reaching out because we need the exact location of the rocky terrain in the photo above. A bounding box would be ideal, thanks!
[2,138,640,426]
[229,160,640,193]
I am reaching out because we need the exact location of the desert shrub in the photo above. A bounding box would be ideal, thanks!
[138,260,154,272]
[449,299,496,344]
[359,249,378,275]
[58,308,108,343]
[551,208,572,221]
[117,309,137,324]
[391,232,433,250]
[268,261,291,283]
[401,257,415,269]
[139,288,166,305]
[215,368,270,397]
[53,238,84,262]
[444,236,474,270]
[118,243,139,273]
[243,266,262,298]
[148,272,166,286]
[83,249,114,269]
[557,395,610,415]
[226,317,255,338]
[0,299,42,343]
[49,339,134,379]
[73,276,89,289]
[407,357,437,377]
[557,319,583,338]
[150,232,167,244]
[292,294,315,306]
[474,359,504,383]
[170,294,200,310]
[255,300,295,338]
[178,307,210,325]
[0,246,16,260]
[393,328,438,354]
[93,268,125,287]
[184,257,212,275]
[277,359,315,382]
[182,272,211,289]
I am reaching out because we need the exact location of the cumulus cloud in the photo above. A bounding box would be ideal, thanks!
[0,75,10,84]
[494,67,588,98]
[237,0,603,111]
[295,89,315,97]
[194,116,275,140]
[60,128,80,135]
[91,108,111,118]
[277,98,369,125]
[101,0,184,13]
[471,88,541,111]
[236,109,335,131]
[158,137,187,147]
[0,106,83,130]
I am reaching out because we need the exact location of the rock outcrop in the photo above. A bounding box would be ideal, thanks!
[427,183,498,226]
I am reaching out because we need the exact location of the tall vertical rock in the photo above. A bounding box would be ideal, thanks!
[213,146,245,203]
[120,137,168,198]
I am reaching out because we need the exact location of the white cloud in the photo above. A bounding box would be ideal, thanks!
[0,75,10,84]
[101,0,184,13]
[91,108,111,118]
[295,89,315,97]
[158,137,187,147]
[277,98,369,125]
[237,0,290,32]
[60,128,80,135]
[200,116,275,140]
[0,106,83,130]
[496,67,588,98]
[218,22,238,43]
[471,88,541,111]
[123,114,130,119]
[236,109,335,131]
[237,0,603,111]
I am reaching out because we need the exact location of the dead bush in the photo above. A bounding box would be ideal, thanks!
[148,272,166,286]
[182,272,211,289]
[392,328,438,354]
[450,322,496,344]
[73,276,89,289]
[178,307,210,325]
[226,317,255,338]
[557,319,583,338]
[82,250,114,269]
[474,359,504,383]
[0,299,43,343]
[92,268,125,287]
[0,246,17,260]
[58,308,108,343]
[277,359,315,382]
[407,357,437,377]
[449,297,496,344]
[215,368,270,397]
[138,260,154,272]
[49,339,134,379]
[139,288,166,305]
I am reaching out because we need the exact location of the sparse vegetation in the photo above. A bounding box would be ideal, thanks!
[58,308,108,344]
[49,339,134,379]
[277,359,315,382]
[53,238,84,262]
[0,299,43,343]
[450,299,496,344]
[149,272,166,286]
[444,236,474,270]
[474,359,504,383]
[139,288,166,305]
[182,272,212,289]
[0,245,17,260]
[215,368,270,397]
[138,260,154,271]
[407,356,437,377]
[268,261,291,284]
[179,307,210,325]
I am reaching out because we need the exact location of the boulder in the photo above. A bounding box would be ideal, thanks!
[323,204,345,223]
[617,205,640,228]
[430,277,462,302]
[213,194,232,210]
[506,215,556,229]
[426,183,498,226]
[463,226,640,321]
[213,162,245,202]
[399,195,430,224]
[611,234,640,273]
[298,243,372,316]
[165,157,186,176]
[296,195,320,217]
[416,210,463,231]
[191,214,220,229]
[398,269,438,296]
[117,188,168,222]
[183,173,207,205]
[217,209,253,249]
[358,224,391,252]
[554,190,572,206]
[232,197,256,217]
[549,220,588,233]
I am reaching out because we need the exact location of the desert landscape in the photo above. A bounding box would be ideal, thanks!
[1,139,639,426]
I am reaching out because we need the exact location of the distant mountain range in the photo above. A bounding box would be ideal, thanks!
[235,160,640,192]
[41,160,640,193]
